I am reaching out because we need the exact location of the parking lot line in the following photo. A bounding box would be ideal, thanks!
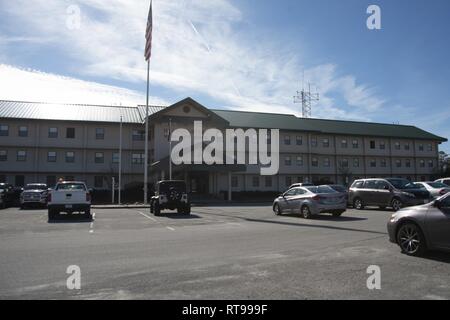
[166,226,175,231]
[137,211,157,222]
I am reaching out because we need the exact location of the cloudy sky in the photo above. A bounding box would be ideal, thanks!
[0,0,449,151]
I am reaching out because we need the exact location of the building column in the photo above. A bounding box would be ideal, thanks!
[228,171,232,202]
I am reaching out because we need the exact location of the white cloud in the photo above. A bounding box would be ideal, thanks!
[0,64,167,106]
[0,0,386,120]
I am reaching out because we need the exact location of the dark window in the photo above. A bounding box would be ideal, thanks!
[404,143,410,151]
[95,152,104,163]
[252,176,260,187]
[132,130,145,141]
[284,135,291,145]
[94,176,104,188]
[419,144,424,151]
[340,159,349,168]
[352,140,359,149]
[379,142,386,150]
[381,159,387,167]
[285,176,292,187]
[132,153,144,165]
[323,138,330,148]
[65,152,75,163]
[370,141,376,149]
[427,144,433,152]
[296,176,304,183]
[394,142,401,150]
[296,156,303,166]
[46,176,57,188]
[231,176,238,188]
[47,151,57,162]
[17,151,26,161]
[376,181,390,190]
[0,150,7,161]
[428,160,434,168]
[18,126,28,137]
[405,159,411,168]
[370,159,376,167]
[353,158,359,167]
[0,175,6,183]
[65,176,75,181]
[48,127,58,138]
[311,137,317,147]
[96,128,105,140]
[112,153,120,164]
[15,175,25,187]
[419,160,425,168]
[323,158,330,167]
[0,125,9,136]
[285,156,292,166]
[66,128,75,139]
[296,136,302,146]
[341,140,348,148]
[363,180,377,189]
[312,157,318,167]
[396,160,402,168]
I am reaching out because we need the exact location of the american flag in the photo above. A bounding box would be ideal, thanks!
[144,1,153,61]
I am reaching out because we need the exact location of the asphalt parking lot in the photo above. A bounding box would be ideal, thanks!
[0,205,449,300]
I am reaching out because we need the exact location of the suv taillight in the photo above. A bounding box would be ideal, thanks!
[439,189,448,195]
[86,193,91,202]
[312,195,321,201]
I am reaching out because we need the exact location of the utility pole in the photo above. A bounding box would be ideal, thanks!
[118,115,123,205]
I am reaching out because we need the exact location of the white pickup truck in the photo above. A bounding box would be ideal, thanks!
[47,181,92,220]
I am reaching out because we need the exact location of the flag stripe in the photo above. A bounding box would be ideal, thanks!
[144,1,153,61]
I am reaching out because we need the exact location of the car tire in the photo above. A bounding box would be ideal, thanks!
[274,204,282,216]
[48,209,57,221]
[84,210,92,220]
[301,205,312,219]
[396,222,427,256]
[353,198,364,210]
[332,210,344,217]
[391,198,403,212]
[154,203,161,216]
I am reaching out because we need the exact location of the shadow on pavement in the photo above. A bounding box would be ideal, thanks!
[283,213,367,222]
[159,213,202,220]
[417,251,450,263]
[48,214,93,224]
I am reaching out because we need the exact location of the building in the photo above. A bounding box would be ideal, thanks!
[0,98,447,198]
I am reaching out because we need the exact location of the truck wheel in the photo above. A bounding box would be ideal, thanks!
[184,204,191,215]
[48,210,57,221]
[154,203,161,216]
[84,209,92,220]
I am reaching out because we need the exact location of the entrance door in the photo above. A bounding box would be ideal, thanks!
[190,172,209,194]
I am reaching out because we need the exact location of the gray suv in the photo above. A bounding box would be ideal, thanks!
[349,178,431,211]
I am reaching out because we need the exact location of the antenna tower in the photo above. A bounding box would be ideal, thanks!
[294,80,319,118]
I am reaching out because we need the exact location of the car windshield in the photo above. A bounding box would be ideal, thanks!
[428,182,448,188]
[56,183,86,191]
[386,179,416,189]
[24,185,47,191]
[305,186,337,194]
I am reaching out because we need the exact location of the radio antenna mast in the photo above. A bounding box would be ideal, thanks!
[294,80,319,118]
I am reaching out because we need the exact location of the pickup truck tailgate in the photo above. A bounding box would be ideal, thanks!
[51,190,87,204]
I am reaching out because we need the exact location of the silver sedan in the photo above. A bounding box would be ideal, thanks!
[387,193,450,256]
[414,181,450,199]
[273,186,347,219]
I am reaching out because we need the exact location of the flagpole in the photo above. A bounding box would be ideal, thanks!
[118,115,123,205]
[144,59,150,204]
[169,117,172,180]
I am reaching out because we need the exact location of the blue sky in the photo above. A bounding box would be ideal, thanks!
[0,0,449,152]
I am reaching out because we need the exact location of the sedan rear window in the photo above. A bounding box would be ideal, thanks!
[428,182,448,188]
[305,186,336,194]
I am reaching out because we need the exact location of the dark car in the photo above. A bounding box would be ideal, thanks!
[0,183,16,209]
[387,193,450,256]
[327,184,349,203]
[150,180,190,216]
[349,178,431,211]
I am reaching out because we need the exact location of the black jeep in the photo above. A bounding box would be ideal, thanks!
[150,180,191,216]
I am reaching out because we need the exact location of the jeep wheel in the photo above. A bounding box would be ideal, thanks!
[184,205,191,215]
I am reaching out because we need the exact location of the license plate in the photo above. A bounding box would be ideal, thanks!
[65,204,73,209]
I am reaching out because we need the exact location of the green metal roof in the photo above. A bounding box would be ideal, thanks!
[212,109,447,142]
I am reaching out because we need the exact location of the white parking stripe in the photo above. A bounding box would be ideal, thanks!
[89,212,96,234]
[166,226,175,231]
[137,211,157,222]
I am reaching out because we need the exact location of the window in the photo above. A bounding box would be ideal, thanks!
[66,152,75,163]
[376,180,390,190]
[396,159,402,168]
[428,160,434,168]
[15,175,25,187]
[0,150,7,161]
[163,128,170,138]
[296,136,303,146]
[112,153,120,164]
[17,151,27,161]
[352,181,364,189]
[296,176,304,183]
[285,156,292,166]
[370,159,376,167]
[66,128,75,139]
[48,127,58,138]
[370,140,376,149]
[340,159,349,168]
[18,126,28,137]
[231,176,238,188]
[380,159,387,167]
[132,130,145,141]
[394,142,401,150]
[379,142,386,150]
[427,144,433,152]
[404,143,410,151]
[94,176,104,189]
[311,137,317,147]
[0,125,9,136]
[419,160,425,168]
[95,152,104,163]
[418,144,424,151]
[284,135,291,145]
[363,180,377,189]
[252,176,260,187]
[405,159,411,168]
[352,140,359,149]
[353,158,359,167]
[296,156,303,166]
[132,153,145,165]
[323,158,330,167]
[47,151,57,162]
[312,157,318,167]
[323,138,330,148]
[0,175,5,183]
[95,128,105,140]
[341,140,348,148]
[46,176,57,188]
[285,176,292,187]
